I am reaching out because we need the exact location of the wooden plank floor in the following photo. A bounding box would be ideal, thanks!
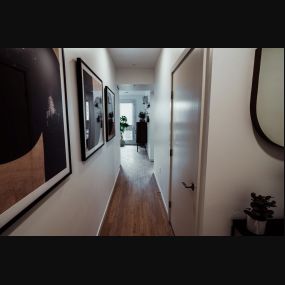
[100,146,174,236]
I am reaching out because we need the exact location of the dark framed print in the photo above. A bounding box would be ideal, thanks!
[76,58,105,161]
[105,86,116,142]
[0,48,72,232]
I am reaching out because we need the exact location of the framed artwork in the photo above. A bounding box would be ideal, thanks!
[250,48,284,148]
[76,58,105,161]
[104,86,116,142]
[0,48,72,233]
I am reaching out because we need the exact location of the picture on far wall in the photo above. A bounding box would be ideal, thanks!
[76,58,105,161]
[0,48,72,233]
[105,86,116,142]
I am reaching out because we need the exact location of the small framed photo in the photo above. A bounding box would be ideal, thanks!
[76,58,105,161]
[104,86,116,142]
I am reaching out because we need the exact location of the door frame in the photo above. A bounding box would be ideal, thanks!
[168,48,213,235]
[120,99,137,145]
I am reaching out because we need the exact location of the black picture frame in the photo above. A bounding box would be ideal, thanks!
[250,48,284,149]
[76,58,105,161]
[104,86,116,142]
[0,48,72,234]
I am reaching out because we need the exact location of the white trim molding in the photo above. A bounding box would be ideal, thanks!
[97,167,121,236]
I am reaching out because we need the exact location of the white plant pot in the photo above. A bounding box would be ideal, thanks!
[246,215,267,235]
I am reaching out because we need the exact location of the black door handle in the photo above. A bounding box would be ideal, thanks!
[182,182,195,191]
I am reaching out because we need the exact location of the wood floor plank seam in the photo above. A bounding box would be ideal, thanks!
[100,146,174,236]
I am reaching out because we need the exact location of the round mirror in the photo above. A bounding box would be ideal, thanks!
[250,48,284,148]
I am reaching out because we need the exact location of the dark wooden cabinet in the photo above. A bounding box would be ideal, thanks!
[231,219,284,236]
[136,122,147,151]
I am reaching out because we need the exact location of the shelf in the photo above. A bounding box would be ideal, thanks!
[231,219,284,236]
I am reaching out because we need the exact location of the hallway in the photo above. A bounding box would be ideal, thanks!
[100,146,174,236]
[1,48,283,237]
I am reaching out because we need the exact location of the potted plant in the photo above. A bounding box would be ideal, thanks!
[244,192,277,235]
[138,112,146,122]
[120,116,129,147]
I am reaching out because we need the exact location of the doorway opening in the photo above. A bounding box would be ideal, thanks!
[119,84,154,161]
[120,101,136,145]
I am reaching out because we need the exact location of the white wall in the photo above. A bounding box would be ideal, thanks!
[4,48,120,236]
[117,68,154,85]
[153,48,186,211]
[153,48,284,235]
[147,92,154,161]
[200,48,284,236]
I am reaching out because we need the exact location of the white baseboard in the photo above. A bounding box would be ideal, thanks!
[97,167,121,236]
[154,171,169,215]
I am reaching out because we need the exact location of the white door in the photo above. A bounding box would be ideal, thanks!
[170,48,205,236]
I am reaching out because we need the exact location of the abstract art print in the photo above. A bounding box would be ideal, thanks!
[0,48,71,232]
[76,58,104,161]
[104,86,116,142]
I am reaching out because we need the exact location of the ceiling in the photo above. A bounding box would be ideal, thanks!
[119,90,149,96]
[118,84,153,96]
[118,84,153,91]
[108,48,162,68]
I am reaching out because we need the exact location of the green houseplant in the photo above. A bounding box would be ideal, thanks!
[244,192,276,235]
[120,116,129,147]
